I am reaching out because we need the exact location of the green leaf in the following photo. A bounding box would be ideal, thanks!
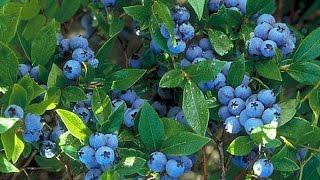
[92,88,112,125]
[227,57,245,87]
[55,0,80,23]
[301,154,320,180]
[246,0,276,16]
[208,29,233,56]
[278,99,297,126]
[161,132,210,156]
[56,109,92,143]
[58,132,82,160]
[138,102,165,151]
[227,136,255,156]
[31,20,56,66]
[0,41,19,86]
[206,7,242,33]
[123,5,150,29]
[11,134,24,163]
[62,86,87,102]
[0,118,18,133]
[109,69,146,91]
[109,17,124,37]
[255,59,282,81]
[117,148,146,159]
[0,155,19,173]
[1,127,24,163]
[162,118,188,138]
[0,4,22,43]
[293,28,320,61]
[271,145,299,172]
[116,157,146,176]
[96,36,116,61]
[21,0,40,20]
[22,15,46,40]
[159,69,185,88]
[47,64,66,88]
[9,84,28,108]
[34,155,63,172]
[185,60,226,83]
[18,76,45,103]
[183,81,209,135]
[287,62,320,85]
[150,15,170,53]
[100,103,125,133]
[152,1,174,37]
[309,90,320,125]
[101,170,120,180]
[250,123,277,145]
[188,0,205,20]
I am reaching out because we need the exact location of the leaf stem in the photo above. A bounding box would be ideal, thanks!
[300,81,320,103]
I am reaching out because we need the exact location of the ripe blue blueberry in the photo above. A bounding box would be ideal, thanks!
[235,84,252,99]
[72,48,90,62]
[212,73,226,89]
[192,57,207,64]
[206,80,216,90]
[129,57,142,69]
[245,94,258,105]
[254,22,273,40]
[148,152,167,172]
[88,58,99,69]
[69,35,89,50]
[160,24,170,39]
[50,126,65,142]
[132,98,145,109]
[167,39,186,54]
[23,130,41,143]
[4,104,24,119]
[208,0,222,13]
[244,118,264,134]
[296,148,308,161]
[166,159,185,178]
[84,168,102,180]
[18,64,31,77]
[224,116,241,134]
[175,110,189,126]
[202,50,215,60]
[105,134,118,150]
[40,140,57,159]
[218,106,232,120]
[179,23,195,41]
[199,38,212,51]
[260,40,277,58]
[95,146,115,165]
[173,5,190,24]
[221,62,231,76]
[152,101,167,117]
[262,107,281,124]
[111,99,126,111]
[63,60,82,80]
[232,151,256,169]
[120,90,137,104]
[280,38,295,55]
[242,74,250,86]
[124,108,139,127]
[257,89,276,107]
[89,133,108,150]
[186,45,203,61]
[167,106,182,118]
[257,14,276,25]
[24,113,43,132]
[102,0,116,7]
[246,101,265,118]
[30,66,40,82]
[218,86,235,105]
[74,107,91,123]
[237,0,247,13]
[224,0,238,8]
[180,58,191,69]
[239,110,249,126]
[248,37,263,56]
[78,146,99,168]
[268,28,288,46]
[59,39,70,52]
[253,159,274,178]
[150,40,162,54]
[228,98,246,115]
[198,82,209,92]
[180,156,193,172]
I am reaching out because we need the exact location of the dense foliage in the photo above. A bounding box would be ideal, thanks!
[0,0,320,179]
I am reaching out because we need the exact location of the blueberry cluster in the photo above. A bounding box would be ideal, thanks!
[208,0,247,14]
[57,34,99,80]
[18,63,42,82]
[248,14,296,58]
[148,152,194,179]
[160,5,195,54]
[180,37,216,68]
[78,132,118,179]
[39,125,65,159]
[73,92,94,124]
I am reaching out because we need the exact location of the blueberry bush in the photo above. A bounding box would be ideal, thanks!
[0,0,320,179]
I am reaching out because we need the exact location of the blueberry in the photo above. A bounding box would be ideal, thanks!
[167,39,186,54]
[59,39,70,52]
[224,0,238,7]
[202,50,215,60]
[72,48,90,62]
[228,98,246,115]
[218,86,235,105]
[89,133,108,150]
[246,101,265,118]
[253,159,274,178]
[88,58,99,69]
[296,148,308,161]
[129,58,142,69]
[180,156,193,172]
[50,126,65,142]
[102,0,116,7]
[248,37,263,56]
[280,38,295,55]
[95,146,115,165]
[148,152,167,172]
[235,85,252,99]
[206,80,216,90]
[237,0,247,13]
[30,66,40,82]
[167,106,182,118]
[260,40,277,58]
[120,90,137,104]
[24,113,43,132]
[199,38,212,51]
[262,107,280,124]
[175,110,189,126]
[257,14,276,25]
[40,140,57,158]
[224,116,241,134]
[218,106,232,120]
[111,99,126,111]
[254,23,273,40]
[212,73,226,89]
[132,98,145,109]
[150,40,162,54]
[180,59,191,69]
[244,118,263,134]
[198,82,210,92]
[84,168,102,180]
[186,45,203,61]
[74,107,91,123]
[124,108,139,127]
[18,64,31,77]
[239,110,249,126]
[160,175,178,180]
[257,89,276,107]
[63,60,82,80]
[4,104,24,119]
[179,23,195,41]
[221,62,231,76]
[105,134,118,150]
[208,0,222,13]
[241,74,250,86]
[272,103,281,112]
[78,146,99,168]
[192,57,207,64]
[166,159,185,178]
[245,94,258,105]
[232,152,256,169]
[23,130,41,143]
[69,35,89,50]
[160,24,170,39]
[173,5,190,24]
[152,101,167,117]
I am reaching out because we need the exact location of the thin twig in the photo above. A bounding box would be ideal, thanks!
[218,141,226,180]
[11,151,37,180]
[202,147,208,180]
[56,156,73,180]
